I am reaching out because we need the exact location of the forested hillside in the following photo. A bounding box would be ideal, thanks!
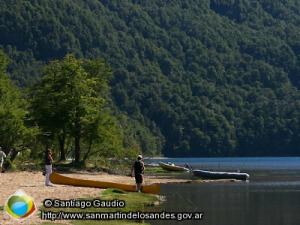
[1,0,300,156]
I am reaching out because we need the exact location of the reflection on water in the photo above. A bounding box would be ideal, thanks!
[148,160,300,225]
[152,180,300,225]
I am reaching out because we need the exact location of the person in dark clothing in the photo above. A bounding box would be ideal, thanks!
[131,155,145,192]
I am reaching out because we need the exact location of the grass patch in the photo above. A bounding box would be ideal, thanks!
[145,166,190,175]
[146,166,186,174]
[100,189,159,211]
[144,166,166,175]
[41,188,160,225]
[145,166,192,181]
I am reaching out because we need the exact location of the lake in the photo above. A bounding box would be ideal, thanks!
[145,157,300,225]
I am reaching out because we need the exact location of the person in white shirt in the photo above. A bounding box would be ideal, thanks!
[44,148,54,186]
[0,147,7,172]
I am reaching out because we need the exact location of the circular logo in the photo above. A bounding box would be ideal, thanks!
[5,190,36,219]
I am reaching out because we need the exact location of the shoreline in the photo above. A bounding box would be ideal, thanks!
[0,170,237,225]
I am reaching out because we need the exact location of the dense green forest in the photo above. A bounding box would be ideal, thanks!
[1,0,300,157]
[0,51,144,168]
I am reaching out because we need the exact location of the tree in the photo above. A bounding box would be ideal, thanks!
[31,54,111,163]
[0,50,36,166]
[3,0,300,156]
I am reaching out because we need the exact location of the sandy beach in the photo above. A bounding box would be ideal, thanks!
[0,171,190,225]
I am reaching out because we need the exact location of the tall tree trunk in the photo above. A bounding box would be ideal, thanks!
[58,132,66,161]
[74,135,80,163]
[74,118,81,164]
[83,138,93,162]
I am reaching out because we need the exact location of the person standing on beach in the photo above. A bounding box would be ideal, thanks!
[0,147,6,173]
[45,148,54,186]
[131,155,145,192]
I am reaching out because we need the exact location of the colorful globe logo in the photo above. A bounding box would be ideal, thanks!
[5,190,36,219]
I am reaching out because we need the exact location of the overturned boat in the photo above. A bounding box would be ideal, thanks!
[193,169,250,181]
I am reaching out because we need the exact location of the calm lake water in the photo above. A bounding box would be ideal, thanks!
[146,157,300,225]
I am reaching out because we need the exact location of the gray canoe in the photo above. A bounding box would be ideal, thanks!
[193,169,250,181]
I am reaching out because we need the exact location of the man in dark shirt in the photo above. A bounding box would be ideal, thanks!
[131,155,145,192]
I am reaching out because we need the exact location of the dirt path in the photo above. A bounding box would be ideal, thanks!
[0,171,189,224]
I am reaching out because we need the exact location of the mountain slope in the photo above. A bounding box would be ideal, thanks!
[1,0,300,156]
